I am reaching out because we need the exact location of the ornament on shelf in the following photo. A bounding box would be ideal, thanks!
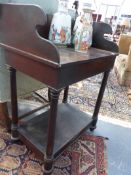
[73,2,93,52]
[49,0,71,46]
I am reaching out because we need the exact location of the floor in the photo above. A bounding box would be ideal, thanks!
[92,117,131,175]
[6,101,131,175]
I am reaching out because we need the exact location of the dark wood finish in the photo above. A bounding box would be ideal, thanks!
[44,89,60,174]
[9,67,19,140]
[2,47,116,90]
[90,70,110,131]
[7,101,46,118]
[18,104,92,158]
[33,92,49,103]
[1,100,49,132]
[0,4,118,175]
[48,89,51,102]
[0,5,118,90]
[0,102,11,131]
[0,101,47,132]
[63,86,69,103]
[18,104,49,120]
[0,3,59,64]
[92,22,119,52]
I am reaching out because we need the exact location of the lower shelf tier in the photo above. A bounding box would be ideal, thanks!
[18,103,93,159]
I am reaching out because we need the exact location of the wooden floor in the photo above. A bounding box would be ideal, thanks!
[91,118,131,175]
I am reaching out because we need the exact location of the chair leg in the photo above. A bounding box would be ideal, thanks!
[0,102,11,132]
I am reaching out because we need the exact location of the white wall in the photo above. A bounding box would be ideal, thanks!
[0,0,58,14]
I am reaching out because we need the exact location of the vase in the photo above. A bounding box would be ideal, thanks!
[73,2,93,52]
[49,0,71,46]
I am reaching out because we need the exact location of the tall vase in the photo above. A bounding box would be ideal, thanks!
[73,2,93,52]
[49,0,71,46]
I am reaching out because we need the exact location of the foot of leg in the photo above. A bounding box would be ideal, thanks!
[43,157,54,175]
[11,123,19,140]
[90,120,97,131]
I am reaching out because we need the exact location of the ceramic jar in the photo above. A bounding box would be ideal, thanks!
[73,3,93,52]
[49,0,71,45]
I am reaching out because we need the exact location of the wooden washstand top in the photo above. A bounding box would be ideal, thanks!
[0,3,118,89]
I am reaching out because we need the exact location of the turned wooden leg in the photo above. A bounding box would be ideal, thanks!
[0,102,11,131]
[62,86,69,103]
[48,88,51,102]
[90,70,110,131]
[43,89,60,175]
[9,67,19,140]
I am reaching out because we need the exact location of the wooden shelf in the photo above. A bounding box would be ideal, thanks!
[18,103,92,159]
[7,100,43,118]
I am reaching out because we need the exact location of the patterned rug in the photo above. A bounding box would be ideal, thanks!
[36,69,130,122]
[0,123,107,175]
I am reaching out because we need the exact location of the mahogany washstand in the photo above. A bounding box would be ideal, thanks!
[0,4,118,175]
